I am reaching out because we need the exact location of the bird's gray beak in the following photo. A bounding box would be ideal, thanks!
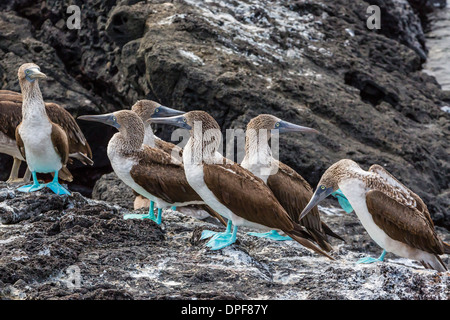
[152,106,185,118]
[277,120,319,134]
[148,114,191,130]
[25,67,47,82]
[299,186,334,220]
[78,113,120,129]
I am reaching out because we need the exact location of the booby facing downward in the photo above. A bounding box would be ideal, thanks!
[0,90,93,184]
[15,63,74,195]
[241,114,343,250]
[150,111,334,259]
[299,159,450,272]
[78,110,226,226]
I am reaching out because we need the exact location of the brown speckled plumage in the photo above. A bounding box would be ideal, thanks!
[318,159,449,271]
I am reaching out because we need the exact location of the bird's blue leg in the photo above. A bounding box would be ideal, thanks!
[156,208,162,225]
[46,171,71,195]
[201,219,231,240]
[171,206,177,211]
[123,200,158,221]
[331,189,354,213]
[247,229,292,241]
[357,250,387,264]
[206,224,238,250]
[17,171,45,193]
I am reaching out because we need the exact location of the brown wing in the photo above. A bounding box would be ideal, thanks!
[0,90,21,96]
[369,165,434,226]
[155,139,183,156]
[155,138,183,163]
[0,101,22,140]
[50,123,69,165]
[203,160,335,259]
[267,162,339,250]
[130,146,202,204]
[45,103,92,160]
[203,161,295,231]
[366,190,444,255]
[15,123,26,159]
[0,94,22,103]
[268,162,320,223]
[0,93,92,163]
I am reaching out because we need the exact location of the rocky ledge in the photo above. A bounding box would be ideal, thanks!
[0,181,448,300]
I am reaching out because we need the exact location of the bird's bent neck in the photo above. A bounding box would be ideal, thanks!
[20,79,48,125]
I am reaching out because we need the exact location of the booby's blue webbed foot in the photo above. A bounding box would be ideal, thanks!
[45,171,71,195]
[171,206,177,211]
[331,189,354,213]
[247,230,292,241]
[357,250,387,264]
[46,181,71,195]
[205,224,238,250]
[201,220,232,241]
[17,171,45,193]
[17,183,45,193]
[124,201,158,221]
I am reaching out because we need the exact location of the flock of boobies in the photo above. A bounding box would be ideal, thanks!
[0,63,449,272]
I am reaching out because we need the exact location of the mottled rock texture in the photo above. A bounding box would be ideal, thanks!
[0,182,448,300]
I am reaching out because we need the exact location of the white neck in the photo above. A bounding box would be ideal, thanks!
[184,131,222,166]
[21,80,49,125]
[143,123,156,147]
[242,132,276,181]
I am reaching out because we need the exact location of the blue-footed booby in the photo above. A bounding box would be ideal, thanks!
[0,89,93,183]
[78,110,226,226]
[131,99,183,212]
[150,110,334,259]
[14,63,79,195]
[300,159,450,271]
[241,114,343,250]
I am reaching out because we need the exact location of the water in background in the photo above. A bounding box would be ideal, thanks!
[423,6,450,90]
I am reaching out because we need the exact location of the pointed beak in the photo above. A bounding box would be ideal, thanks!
[78,113,120,129]
[152,106,185,118]
[26,68,47,81]
[299,186,334,220]
[148,114,191,130]
[277,120,319,134]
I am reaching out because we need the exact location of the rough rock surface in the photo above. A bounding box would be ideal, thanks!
[0,0,448,230]
[0,182,448,300]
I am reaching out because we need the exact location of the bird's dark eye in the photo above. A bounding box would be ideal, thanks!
[320,185,326,190]
[183,118,187,123]
[275,122,280,128]
[155,107,160,113]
